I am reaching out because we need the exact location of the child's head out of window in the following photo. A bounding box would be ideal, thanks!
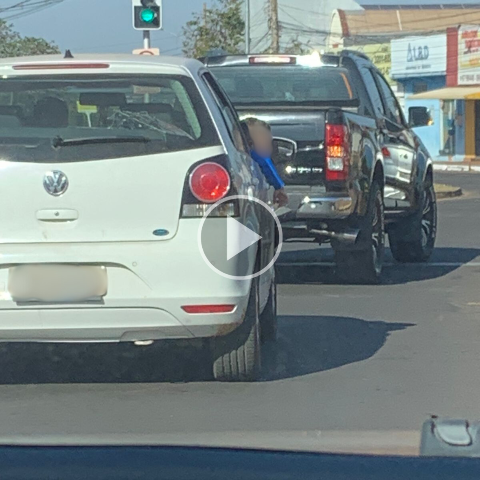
[244,117,273,159]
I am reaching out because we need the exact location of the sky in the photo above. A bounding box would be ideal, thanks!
[9,0,212,56]
[8,0,480,57]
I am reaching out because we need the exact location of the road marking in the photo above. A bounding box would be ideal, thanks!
[276,262,480,268]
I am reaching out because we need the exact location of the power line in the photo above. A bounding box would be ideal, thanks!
[271,3,480,46]
[0,0,66,19]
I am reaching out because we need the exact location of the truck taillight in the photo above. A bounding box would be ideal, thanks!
[382,147,391,159]
[325,124,350,181]
[189,162,231,203]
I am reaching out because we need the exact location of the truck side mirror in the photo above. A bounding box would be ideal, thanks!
[409,106,432,128]
[272,137,296,164]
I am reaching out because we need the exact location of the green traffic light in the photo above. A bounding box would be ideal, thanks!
[140,8,156,23]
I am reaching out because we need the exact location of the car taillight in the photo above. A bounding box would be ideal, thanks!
[182,305,236,314]
[325,124,350,181]
[13,63,110,70]
[189,162,231,203]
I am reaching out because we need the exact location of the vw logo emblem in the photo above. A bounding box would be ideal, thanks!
[43,171,69,196]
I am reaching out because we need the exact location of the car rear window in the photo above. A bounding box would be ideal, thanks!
[0,74,220,162]
[210,66,356,106]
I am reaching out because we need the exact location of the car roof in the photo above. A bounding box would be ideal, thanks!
[0,53,205,75]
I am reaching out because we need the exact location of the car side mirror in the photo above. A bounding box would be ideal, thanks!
[409,106,432,128]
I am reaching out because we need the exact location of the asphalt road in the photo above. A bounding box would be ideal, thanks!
[0,172,478,438]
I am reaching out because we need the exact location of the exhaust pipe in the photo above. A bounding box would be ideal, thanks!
[309,229,359,244]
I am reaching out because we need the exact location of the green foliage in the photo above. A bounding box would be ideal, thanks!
[0,19,59,58]
[182,0,245,58]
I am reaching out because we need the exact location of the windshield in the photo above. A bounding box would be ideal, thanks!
[0,75,219,162]
[3,0,480,469]
[210,66,355,105]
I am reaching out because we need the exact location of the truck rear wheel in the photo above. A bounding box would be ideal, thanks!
[334,181,385,284]
[389,177,437,263]
[211,277,262,382]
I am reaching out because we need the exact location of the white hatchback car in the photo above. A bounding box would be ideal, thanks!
[0,54,278,381]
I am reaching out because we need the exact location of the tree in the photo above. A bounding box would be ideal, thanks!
[282,37,311,55]
[182,0,244,58]
[0,19,59,58]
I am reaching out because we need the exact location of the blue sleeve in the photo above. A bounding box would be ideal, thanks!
[251,151,285,190]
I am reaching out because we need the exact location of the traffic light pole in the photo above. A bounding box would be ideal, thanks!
[143,30,151,49]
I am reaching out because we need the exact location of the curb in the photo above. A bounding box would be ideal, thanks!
[435,187,463,199]
[434,164,480,173]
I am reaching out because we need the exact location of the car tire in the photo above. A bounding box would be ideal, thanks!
[260,272,278,344]
[389,176,437,263]
[334,180,385,285]
[211,277,262,382]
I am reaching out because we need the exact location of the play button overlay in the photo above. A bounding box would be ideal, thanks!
[226,216,262,260]
[198,195,283,281]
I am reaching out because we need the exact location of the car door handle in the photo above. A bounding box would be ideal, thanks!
[36,209,79,222]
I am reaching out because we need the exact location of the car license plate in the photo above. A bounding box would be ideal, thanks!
[8,265,108,303]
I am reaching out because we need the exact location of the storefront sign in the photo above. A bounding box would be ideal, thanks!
[333,43,392,83]
[391,34,446,78]
[458,25,480,85]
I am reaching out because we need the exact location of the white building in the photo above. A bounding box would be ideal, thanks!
[248,0,480,53]
[247,0,361,53]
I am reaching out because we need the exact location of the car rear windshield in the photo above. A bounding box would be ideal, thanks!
[0,74,220,163]
[210,66,356,106]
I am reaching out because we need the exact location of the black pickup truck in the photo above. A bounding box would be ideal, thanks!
[203,51,437,283]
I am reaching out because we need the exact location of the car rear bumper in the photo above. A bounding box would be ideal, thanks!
[284,184,362,220]
[282,185,367,244]
[296,195,355,219]
[0,220,252,343]
[0,305,245,342]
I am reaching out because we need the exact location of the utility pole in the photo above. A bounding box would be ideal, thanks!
[203,2,207,26]
[245,0,250,54]
[270,0,279,53]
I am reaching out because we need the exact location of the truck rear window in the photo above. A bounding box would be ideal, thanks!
[0,74,219,163]
[210,66,356,106]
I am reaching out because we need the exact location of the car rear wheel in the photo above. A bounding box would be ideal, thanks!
[260,271,278,344]
[211,277,261,382]
[334,180,385,285]
[389,177,437,263]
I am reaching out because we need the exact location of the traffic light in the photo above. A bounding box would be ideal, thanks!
[133,0,162,30]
